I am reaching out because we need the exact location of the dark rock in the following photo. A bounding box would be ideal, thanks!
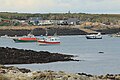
[0,27,87,36]
[98,51,104,54]
[0,47,78,64]
[0,70,6,74]
[78,73,93,77]
[18,68,31,73]
[97,28,120,34]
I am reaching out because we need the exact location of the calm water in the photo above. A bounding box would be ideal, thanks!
[0,35,120,75]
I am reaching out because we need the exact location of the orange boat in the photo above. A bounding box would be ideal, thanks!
[13,34,37,42]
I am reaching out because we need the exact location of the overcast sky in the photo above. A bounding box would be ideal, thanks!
[0,0,120,14]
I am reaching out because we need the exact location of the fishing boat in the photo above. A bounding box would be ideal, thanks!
[37,29,60,45]
[86,32,102,39]
[37,36,60,45]
[13,34,37,42]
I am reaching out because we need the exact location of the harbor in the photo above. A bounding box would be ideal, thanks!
[0,35,120,75]
[0,0,120,79]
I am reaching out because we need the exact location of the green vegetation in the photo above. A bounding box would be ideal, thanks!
[0,12,120,22]
[0,12,120,26]
[0,22,11,26]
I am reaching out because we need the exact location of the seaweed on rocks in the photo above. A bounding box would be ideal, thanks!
[0,47,78,64]
[0,27,87,36]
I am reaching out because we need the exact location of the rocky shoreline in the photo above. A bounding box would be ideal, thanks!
[0,47,79,65]
[0,27,119,37]
[0,48,120,80]
[0,27,87,36]
[0,65,120,80]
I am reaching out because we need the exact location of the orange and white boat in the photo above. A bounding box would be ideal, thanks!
[37,36,60,45]
[37,30,60,45]
[13,34,37,42]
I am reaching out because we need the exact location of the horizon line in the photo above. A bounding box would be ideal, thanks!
[0,11,120,15]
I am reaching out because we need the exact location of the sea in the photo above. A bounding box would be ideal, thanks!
[0,35,120,75]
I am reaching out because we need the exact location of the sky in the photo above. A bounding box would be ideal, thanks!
[0,0,120,14]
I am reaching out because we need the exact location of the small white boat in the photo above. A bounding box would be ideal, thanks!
[0,35,9,38]
[86,32,102,39]
[110,32,120,37]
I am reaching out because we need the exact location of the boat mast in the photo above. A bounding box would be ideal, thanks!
[29,29,34,35]
[45,28,48,36]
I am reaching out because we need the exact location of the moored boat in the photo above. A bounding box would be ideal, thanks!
[37,36,60,45]
[0,35,9,38]
[37,29,60,45]
[13,34,37,42]
[110,32,120,37]
[86,32,102,39]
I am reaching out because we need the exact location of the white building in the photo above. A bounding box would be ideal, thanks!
[39,20,53,25]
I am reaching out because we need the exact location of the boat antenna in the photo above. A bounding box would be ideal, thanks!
[53,32,57,36]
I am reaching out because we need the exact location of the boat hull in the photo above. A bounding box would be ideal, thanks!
[13,38,37,42]
[86,36,102,39]
[86,33,102,39]
[38,40,60,45]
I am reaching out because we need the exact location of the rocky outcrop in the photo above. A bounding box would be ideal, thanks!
[97,28,120,34]
[0,65,120,80]
[0,47,78,64]
[0,27,87,36]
